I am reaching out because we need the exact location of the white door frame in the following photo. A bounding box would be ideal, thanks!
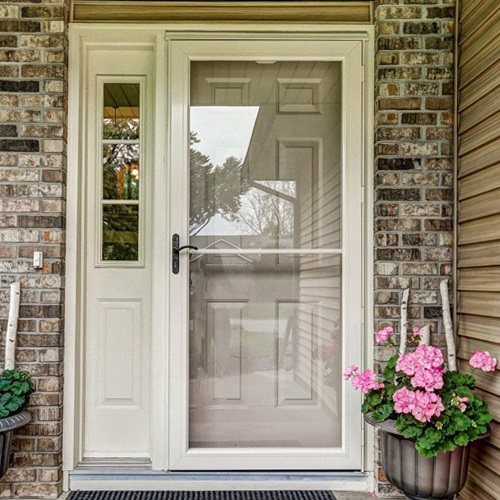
[64,23,374,489]
[169,37,365,471]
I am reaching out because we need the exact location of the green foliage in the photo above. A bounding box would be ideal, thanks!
[0,370,34,419]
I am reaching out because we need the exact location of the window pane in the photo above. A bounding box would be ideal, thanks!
[103,144,140,200]
[102,204,139,261]
[189,253,342,448]
[189,61,342,250]
[103,83,140,140]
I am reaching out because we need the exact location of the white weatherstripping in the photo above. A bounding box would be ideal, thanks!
[64,24,374,492]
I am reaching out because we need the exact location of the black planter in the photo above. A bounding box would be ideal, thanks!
[0,411,31,479]
[365,414,474,500]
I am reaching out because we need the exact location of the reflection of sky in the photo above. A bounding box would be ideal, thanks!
[190,106,259,166]
[198,213,243,235]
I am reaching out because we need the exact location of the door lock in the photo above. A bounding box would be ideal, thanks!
[172,233,198,274]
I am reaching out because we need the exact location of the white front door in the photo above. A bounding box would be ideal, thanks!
[80,33,364,472]
[167,39,364,471]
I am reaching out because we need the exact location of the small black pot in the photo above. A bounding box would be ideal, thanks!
[0,411,31,479]
[365,414,474,500]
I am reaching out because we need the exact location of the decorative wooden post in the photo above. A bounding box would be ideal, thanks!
[440,279,457,371]
[419,325,431,346]
[5,282,20,370]
[399,288,410,353]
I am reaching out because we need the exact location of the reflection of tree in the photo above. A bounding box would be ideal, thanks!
[190,132,248,235]
[103,116,139,140]
[102,117,140,261]
[231,182,295,239]
[102,144,139,200]
[190,131,296,240]
[102,205,139,261]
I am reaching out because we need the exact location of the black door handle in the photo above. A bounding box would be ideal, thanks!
[172,233,198,274]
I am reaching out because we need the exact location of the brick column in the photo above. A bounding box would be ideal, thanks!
[374,0,455,495]
[0,1,68,497]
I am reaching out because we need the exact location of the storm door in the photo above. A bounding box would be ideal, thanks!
[168,39,364,471]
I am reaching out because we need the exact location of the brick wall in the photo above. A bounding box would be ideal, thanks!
[0,1,68,497]
[374,0,455,495]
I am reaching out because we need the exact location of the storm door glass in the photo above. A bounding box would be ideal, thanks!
[188,61,343,449]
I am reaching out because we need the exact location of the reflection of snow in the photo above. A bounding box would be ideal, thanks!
[191,106,259,166]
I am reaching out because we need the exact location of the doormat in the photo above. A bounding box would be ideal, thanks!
[68,491,336,500]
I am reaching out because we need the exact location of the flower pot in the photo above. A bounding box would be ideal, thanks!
[0,411,31,479]
[365,414,473,500]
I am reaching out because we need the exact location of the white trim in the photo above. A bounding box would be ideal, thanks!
[150,31,169,472]
[361,29,375,484]
[64,22,374,491]
[64,25,86,483]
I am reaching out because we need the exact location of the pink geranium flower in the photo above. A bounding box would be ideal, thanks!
[396,344,444,379]
[410,366,444,392]
[454,394,468,413]
[411,391,444,423]
[469,350,497,372]
[343,364,359,380]
[352,369,384,394]
[375,326,393,343]
[393,387,416,414]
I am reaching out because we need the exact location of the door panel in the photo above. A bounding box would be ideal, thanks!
[189,254,342,449]
[169,39,364,471]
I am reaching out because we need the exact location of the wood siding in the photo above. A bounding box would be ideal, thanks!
[458,1,500,498]
[71,1,373,24]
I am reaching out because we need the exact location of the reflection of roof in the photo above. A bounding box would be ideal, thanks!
[190,238,253,263]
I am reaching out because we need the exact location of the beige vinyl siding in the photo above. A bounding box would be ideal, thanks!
[457,1,500,498]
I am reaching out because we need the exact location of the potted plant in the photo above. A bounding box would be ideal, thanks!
[344,283,497,500]
[0,369,34,478]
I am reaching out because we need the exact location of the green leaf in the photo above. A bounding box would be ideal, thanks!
[415,442,439,458]
[419,428,442,449]
[476,410,492,425]
[454,433,470,447]
[401,425,422,439]
[386,355,398,369]
[396,415,424,439]
[362,390,383,413]
[384,384,396,399]
[442,438,456,452]
[371,403,393,422]
[383,364,395,382]
[454,414,471,431]
[0,368,34,418]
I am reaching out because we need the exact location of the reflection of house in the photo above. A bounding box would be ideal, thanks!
[0,1,498,498]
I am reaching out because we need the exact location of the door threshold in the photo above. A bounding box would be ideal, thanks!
[69,468,370,492]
